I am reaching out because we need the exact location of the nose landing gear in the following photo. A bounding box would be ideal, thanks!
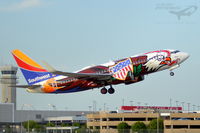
[169,64,180,76]
[170,71,174,76]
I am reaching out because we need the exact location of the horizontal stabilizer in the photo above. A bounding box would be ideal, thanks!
[9,85,41,89]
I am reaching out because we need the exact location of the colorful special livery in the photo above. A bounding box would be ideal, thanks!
[12,49,189,94]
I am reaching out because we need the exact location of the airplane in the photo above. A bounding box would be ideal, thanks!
[169,6,197,20]
[12,49,189,94]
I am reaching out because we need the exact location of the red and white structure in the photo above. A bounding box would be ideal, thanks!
[120,106,182,111]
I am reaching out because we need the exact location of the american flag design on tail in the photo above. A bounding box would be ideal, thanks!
[109,58,133,80]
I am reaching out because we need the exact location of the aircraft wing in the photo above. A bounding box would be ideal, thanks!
[9,85,41,89]
[42,61,112,80]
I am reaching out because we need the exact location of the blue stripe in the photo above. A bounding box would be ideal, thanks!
[20,69,54,85]
[111,59,131,73]
[51,87,90,94]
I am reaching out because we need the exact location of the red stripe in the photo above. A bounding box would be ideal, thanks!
[13,54,47,72]
[113,65,133,80]
[118,73,121,79]
[125,67,128,71]
[119,73,123,79]
[121,70,126,79]
[127,65,132,71]
[122,69,126,77]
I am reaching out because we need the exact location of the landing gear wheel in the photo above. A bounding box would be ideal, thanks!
[170,72,174,76]
[101,87,107,94]
[108,87,115,94]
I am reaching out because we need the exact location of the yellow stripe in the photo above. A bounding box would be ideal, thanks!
[12,49,43,69]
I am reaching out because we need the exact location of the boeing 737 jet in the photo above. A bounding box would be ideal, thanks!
[12,49,189,94]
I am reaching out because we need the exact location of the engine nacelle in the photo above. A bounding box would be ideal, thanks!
[124,75,144,85]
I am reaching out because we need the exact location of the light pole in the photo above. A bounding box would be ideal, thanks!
[176,101,179,107]
[21,104,34,133]
[122,99,125,106]
[130,101,133,112]
[176,101,179,112]
[137,102,141,109]
[48,104,57,133]
[157,113,159,133]
[181,102,185,112]
[48,104,56,110]
[88,106,92,112]
[93,100,97,112]
[193,105,196,112]
[170,98,172,113]
[187,103,190,113]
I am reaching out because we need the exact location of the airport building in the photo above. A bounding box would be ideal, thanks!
[0,66,17,109]
[87,106,200,133]
[0,65,91,132]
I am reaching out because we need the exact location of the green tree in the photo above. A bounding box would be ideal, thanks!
[72,122,81,128]
[35,124,44,133]
[75,123,87,133]
[61,123,71,127]
[117,122,130,133]
[46,122,55,127]
[131,121,147,133]
[22,120,44,132]
[23,120,38,131]
[81,123,87,129]
[148,119,164,133]
[5,124,11,133]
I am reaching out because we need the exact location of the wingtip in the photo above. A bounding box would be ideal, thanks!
[41,61,56,72]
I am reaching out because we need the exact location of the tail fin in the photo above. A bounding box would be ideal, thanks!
[12,49,54,85]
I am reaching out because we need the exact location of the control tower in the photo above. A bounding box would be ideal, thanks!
[0,65,18,109]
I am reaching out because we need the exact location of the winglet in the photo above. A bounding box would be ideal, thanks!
[42,61,57,73]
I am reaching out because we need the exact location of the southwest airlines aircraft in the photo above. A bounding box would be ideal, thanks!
[12,49,189,94]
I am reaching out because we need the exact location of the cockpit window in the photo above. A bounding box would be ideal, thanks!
[171,50,180,54]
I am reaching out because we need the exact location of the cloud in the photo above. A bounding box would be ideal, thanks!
[0,0,43,11]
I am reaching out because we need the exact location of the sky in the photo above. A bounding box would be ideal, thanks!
[0,0,200,111]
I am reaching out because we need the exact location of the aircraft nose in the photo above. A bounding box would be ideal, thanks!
[183,52,190,60]
[180,52,190,63]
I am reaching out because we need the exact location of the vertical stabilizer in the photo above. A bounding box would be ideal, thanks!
[12,50,54,85]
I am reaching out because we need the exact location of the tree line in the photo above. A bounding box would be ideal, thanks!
[18,118,164,133]
[117,118,164,133]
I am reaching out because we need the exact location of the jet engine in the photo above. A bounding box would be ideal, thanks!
[124,75,144,85]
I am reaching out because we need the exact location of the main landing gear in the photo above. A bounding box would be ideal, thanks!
[100,85,115,94]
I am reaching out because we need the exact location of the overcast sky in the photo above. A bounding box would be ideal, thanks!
[0,0,199,111]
